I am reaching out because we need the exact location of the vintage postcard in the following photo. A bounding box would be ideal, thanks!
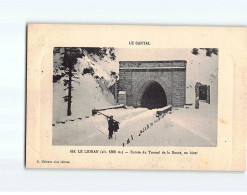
[26,24,246,170]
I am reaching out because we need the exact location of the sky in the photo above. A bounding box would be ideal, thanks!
[115,48,193,61]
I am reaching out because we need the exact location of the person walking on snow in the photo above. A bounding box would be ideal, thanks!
[107,115,115,139]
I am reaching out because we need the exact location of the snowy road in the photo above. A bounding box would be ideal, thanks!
[128,102,217,147]
[52,107,158,146]
[53,102,217,147]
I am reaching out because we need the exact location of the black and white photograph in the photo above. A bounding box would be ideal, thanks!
[52,48,218,147]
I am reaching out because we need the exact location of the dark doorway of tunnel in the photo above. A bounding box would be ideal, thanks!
[199,85,207,100]
[141,81,167,109]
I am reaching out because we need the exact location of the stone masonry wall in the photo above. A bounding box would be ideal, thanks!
[119,61,186,107]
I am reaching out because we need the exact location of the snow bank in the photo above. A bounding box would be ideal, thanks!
[52,74,115,123]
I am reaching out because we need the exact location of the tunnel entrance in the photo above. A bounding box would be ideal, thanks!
[140,81,167,109]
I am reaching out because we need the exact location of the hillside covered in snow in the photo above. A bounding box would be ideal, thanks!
[53,48,118,123]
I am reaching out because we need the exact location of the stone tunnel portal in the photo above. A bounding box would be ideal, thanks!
[118,60,187,107]
[140,81,167,109]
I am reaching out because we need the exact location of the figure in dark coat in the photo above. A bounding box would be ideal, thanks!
[107,115,114,139]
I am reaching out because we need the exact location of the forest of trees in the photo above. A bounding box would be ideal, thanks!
[191,48,218,57]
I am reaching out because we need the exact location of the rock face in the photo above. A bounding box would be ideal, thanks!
[118,60,187,108]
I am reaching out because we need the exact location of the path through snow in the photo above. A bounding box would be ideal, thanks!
[53,102,217,147]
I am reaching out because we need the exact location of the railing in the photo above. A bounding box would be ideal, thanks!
[156,105,172,117]
[92,104,126,116]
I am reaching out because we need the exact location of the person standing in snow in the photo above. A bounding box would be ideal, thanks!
[107,115,115,139]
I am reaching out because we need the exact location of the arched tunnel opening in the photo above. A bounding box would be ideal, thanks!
[140,81,167,109]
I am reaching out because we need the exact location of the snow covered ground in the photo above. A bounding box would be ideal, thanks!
[53,101,217,147]
[128,102,217,147]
